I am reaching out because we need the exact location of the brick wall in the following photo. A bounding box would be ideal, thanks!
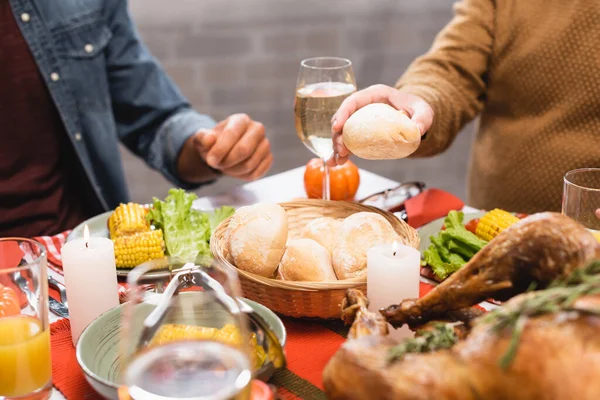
[122,0,475,203]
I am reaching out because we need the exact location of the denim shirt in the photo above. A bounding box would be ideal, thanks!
[9,0,217,210]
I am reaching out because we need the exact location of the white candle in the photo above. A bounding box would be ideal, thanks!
[61,225,119,346]
[367,241,420,341]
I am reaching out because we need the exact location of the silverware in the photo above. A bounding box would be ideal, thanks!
[358,181,426,219]
[11,271,36,310]
[48,276,68,307]
[11,271,70,318]
[49,297,69,318]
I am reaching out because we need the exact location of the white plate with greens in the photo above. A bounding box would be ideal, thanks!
[67,189,235,277]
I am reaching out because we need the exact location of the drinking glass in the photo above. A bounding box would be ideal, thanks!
[119,257,255,400]
[0,238,52,399]
[562,168,600,237]
[294,57,357,200]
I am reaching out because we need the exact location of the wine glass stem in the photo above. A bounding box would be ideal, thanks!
[322,158,330,201]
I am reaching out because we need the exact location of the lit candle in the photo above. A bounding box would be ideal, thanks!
[367,240,420,341]
[61,225,119,346]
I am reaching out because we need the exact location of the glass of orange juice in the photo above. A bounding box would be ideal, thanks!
[0,238,52,399]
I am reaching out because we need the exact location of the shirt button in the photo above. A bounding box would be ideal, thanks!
[74,132,82,141]
[84,44,94,54]
[21,13,30,22]
[50,72,60,82]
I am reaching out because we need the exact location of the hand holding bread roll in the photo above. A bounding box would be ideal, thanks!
[332,212,400,279]
[277,239,337,281]
[342,103,421,160]
[227,203,288,278]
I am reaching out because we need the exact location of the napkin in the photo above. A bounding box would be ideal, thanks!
[404,188,465,229]
[50,319,103,400]
[33,231,71,270]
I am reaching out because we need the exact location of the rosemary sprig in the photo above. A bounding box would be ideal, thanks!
[481,260,600,370]
[387,323,458,363]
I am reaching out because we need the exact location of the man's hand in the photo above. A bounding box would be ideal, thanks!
[330,84,434,165]
[177,114,273,183]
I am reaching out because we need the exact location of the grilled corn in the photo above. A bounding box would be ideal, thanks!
[108,203,150,238]
[150,323,266,369]
[475,209,520,241]
[113,230,165,269]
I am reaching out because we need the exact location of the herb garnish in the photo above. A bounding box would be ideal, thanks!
[481,261,600,370]
[387,323,458,363]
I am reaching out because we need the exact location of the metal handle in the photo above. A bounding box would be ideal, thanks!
[48,276,68,306]
[137,264,195,348]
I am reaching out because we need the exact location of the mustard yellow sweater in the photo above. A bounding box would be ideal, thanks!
[396,0,600,213]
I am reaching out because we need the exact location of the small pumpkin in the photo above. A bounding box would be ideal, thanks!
[304,158,360,201]
[0,283,20,317]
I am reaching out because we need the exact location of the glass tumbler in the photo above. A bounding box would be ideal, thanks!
[562,168,600,236]
[0,238,52,399]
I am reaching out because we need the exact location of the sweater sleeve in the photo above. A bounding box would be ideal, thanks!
[396,0,495,157]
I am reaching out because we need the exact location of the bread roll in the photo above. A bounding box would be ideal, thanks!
[332,212,399,279]
[342,103,421,160]
[227,203,288,277]
[277,239,337,281]
[300,217,342,254]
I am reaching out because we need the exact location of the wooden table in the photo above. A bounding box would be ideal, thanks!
[49,166,402,400]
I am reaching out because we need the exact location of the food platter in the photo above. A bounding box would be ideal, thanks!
[67,190,233,278]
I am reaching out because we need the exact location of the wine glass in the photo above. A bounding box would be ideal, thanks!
[294,57,357,200]
[119,257,255,400]
[562,168,600,238]
[0,238,52,399]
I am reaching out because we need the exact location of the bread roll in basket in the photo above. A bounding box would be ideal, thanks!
[211,199,420,319]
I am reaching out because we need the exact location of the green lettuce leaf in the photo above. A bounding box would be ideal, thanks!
[147,189,233,260]
[207,206,235,232]
[423,245,463,280]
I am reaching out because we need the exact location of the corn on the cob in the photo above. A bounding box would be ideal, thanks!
[475,209,520,241]
[108,203,150,238]
[592,230,600,243]
[150,324,219,346]
[150,323,266,369]
[113,230,165,269]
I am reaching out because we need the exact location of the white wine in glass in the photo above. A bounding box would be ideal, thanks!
[294,57,356,200]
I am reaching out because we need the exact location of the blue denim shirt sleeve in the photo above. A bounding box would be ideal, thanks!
[104,0,216,188]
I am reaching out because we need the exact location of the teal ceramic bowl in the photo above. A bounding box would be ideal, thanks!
[76,298,286,400]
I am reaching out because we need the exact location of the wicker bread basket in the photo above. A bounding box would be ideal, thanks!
[211,199,420,319]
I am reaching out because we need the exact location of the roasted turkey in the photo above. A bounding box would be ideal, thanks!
[383,212,600,328]
[323,213,600,400]
[324,288,600,400]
